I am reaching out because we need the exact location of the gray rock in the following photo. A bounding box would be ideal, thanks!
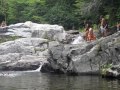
[6,21,67,42]
[66,30,79,34]
[48,41,60,48]
[0,38,49,71]
[3,55,48,71]
[41,31,120,75]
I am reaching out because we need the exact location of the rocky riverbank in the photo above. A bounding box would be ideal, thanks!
[41,31,120,76]
[0,21,120,78]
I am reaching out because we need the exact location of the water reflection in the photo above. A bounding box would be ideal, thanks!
[0,71,120,90]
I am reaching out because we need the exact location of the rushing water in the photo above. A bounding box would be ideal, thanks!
[72,35,85,44]
[0,71,120,90]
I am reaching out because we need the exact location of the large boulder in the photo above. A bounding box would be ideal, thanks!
[2,55,48,71]
[0,38,49,71]
[6,21,67,42]
[30,23,66,42]
[41,31,120,75]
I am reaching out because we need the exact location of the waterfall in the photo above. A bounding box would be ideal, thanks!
[72,35,84,44]
[35,63,44,72]
[35,65,42,72]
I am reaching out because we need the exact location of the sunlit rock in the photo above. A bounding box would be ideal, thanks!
[6,21,67,42]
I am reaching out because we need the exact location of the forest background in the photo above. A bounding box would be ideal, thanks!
[0,0,120,30]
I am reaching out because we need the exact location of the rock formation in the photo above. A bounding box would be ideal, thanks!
[0,21,66,71]
[0,21,120,78]
[6,21,67,42]
[0,38,49,70]
[41,31,120,77]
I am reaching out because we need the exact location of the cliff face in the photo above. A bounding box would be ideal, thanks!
[41,31,120,76]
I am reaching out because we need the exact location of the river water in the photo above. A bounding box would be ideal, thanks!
[0,71,120,90]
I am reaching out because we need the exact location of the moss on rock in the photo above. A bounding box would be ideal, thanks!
[0,35,21,43]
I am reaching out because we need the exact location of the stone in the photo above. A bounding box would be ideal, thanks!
[41,31,120,75]
[6,21,67,42]
[0,38,49,71]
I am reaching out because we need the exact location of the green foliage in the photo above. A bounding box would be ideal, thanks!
[116,7,120,21]
[44,0,78,29]
[0,0,7,22]
[32,16,46,23]
[0,35,21,43]
[0,0,120,29]
[7,0,47,24]
[99,0,120,25]
[100,64,112,76]
[44,5,77,29]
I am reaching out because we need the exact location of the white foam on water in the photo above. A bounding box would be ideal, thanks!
[0,71,21,78]
[72,35,84,44]
[23,63,44,73]
[34,65,43,72]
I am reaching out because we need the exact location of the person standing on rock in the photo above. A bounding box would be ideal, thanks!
[116,22,120,31]
[100,17,108,37]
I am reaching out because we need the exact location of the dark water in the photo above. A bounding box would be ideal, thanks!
[0,71,120,90]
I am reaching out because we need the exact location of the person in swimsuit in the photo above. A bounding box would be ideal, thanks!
[87,26,96,41]
[100,18,108,37]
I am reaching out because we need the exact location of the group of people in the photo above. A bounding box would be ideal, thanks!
[84,15,113,42]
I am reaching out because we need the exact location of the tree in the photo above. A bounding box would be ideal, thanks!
[44,0,78,29]
[0,0,7,23]
[2,0,120,29]
[7,0,47,24]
